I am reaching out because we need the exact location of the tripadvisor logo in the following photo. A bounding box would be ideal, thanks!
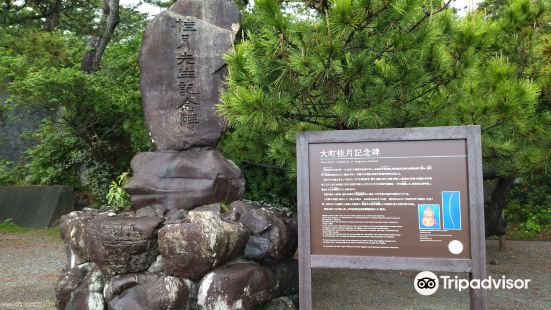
[414,271,531,296]
[414,271,439,296]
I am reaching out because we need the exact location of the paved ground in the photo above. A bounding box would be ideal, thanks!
[0,232,549,309]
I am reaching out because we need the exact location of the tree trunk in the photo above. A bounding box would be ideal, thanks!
[81,0,120,73]
[484,174,516,237]
[77,0,120,188]
[44,0,62,31]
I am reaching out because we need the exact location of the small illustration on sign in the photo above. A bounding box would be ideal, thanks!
[418,204,441,230]
[442,191,462,230]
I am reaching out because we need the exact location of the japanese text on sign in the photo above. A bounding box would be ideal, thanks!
[320,148,380,158]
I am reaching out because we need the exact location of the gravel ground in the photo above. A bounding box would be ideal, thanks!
[0,232,65,310]
[312,240,551,309]
[0,233,549,310]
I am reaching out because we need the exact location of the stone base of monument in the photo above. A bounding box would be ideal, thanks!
[55,200,298,310]
[124,150,246,211]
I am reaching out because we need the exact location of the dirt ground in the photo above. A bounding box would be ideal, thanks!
[0,233,549,309]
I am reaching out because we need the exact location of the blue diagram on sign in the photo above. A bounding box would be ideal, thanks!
[442,191,461,230]
[418,204,441,230]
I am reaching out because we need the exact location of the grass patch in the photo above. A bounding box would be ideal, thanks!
[0,218,34,233]
[0,218,61,237]
[506,224,551,241]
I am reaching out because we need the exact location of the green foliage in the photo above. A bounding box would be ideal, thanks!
[0,218,33,233]
[23,121,82,185]
[0,160,25,185]
[0,28,83,87]
[506,177,551,232]
[0,2,152,206]
[219,129,296,209]
[222,0,467,173]
[0,0,146,39]
[219,202,231,213]
[22,120,120,206]
[106,172,132,211]
[507,221,551,240]
[1,1,90,28]
[218,0,550,214]
[85,162,119,207]
[1,23,150,204]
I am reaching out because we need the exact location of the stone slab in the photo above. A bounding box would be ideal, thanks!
[0,185,73,228]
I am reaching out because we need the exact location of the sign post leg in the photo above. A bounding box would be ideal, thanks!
[469,271,487,310]
[297,132,313,310]
[468,125,488,310]
[299,263,312,310]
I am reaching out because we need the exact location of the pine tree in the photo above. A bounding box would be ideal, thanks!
[477,0,551,235]
[218,0,550,234]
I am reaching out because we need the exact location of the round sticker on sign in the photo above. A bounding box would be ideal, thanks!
[448,240,464,254]
[414,271,439,296]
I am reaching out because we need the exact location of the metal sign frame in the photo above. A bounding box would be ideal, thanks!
[296,126,487,309]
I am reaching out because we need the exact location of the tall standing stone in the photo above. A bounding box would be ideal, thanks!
[127,0,245,211]
[140,0,240,150]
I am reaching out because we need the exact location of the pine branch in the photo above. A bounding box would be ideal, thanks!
[408,0,452,33]
[484,120,510,132]
[343,1,391,48]
[284,113,338,119]
[281,113,339,129]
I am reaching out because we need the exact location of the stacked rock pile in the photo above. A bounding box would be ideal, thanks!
[55,200,298,309]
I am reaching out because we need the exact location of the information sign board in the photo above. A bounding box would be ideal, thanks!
[296,126,487,309]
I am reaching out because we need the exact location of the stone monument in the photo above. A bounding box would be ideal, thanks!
[55,1,298,309]
[139,0,240,150]
[125,0,245,210]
